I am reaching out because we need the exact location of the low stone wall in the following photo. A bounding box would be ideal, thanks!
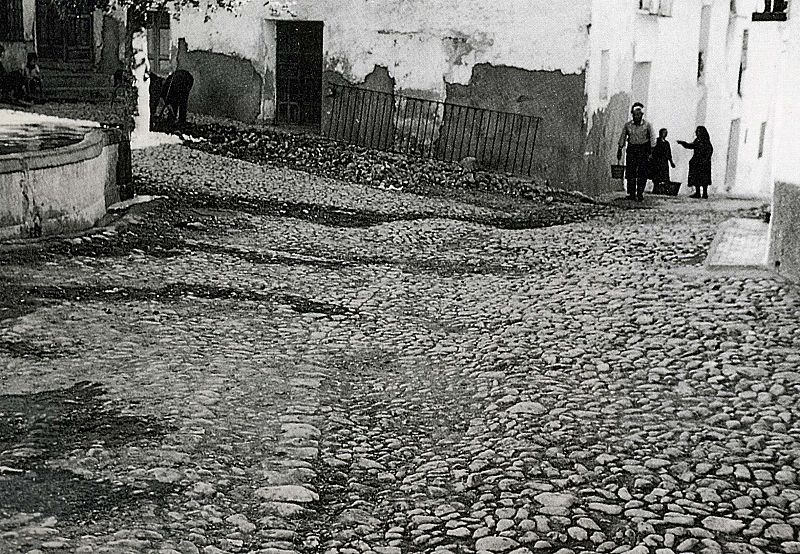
[0,127,132,239]
[767,181,800,281]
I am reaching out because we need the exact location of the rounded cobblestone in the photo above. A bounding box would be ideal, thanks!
[0,140,797,554]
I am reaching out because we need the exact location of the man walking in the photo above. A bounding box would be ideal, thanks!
[617,102,656,201]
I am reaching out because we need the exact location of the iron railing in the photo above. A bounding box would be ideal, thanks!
[323,84,541,176]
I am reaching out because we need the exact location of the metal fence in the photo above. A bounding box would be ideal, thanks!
[323,84,541,176]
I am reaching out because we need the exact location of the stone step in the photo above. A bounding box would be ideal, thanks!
[41,71,117,88]
[43,86,133,102]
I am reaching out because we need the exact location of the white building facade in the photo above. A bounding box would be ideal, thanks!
[584,0,793,198]
[164,0,794,197]
[167,0,594,190]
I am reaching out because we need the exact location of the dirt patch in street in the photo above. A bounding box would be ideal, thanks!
[0,381,174,522]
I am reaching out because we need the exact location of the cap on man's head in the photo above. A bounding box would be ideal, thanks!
[631,102,645,113]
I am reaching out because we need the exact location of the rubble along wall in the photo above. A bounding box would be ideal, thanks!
[170,0,592,191]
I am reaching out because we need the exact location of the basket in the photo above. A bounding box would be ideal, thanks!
[664,181,681,196]
[610,164,625,179]
[652,181,682,196]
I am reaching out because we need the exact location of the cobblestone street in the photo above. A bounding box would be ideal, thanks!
[1,146,799,554]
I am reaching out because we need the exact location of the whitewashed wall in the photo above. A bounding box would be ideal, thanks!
[171,0,592,120]
[766,2,800,279]
[701,0,787,198]
[585,0,790,198]
[770,2,800,186]
[584,0,705,191]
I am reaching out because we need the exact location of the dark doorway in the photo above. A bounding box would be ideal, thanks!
[275,21,323,127]
[36,0,94,63]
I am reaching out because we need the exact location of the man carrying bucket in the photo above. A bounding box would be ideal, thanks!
[617,102,656,202]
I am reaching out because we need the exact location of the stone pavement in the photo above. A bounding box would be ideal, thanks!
[1,146,799,554]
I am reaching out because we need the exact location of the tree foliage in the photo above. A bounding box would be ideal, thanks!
[41,0,241,31]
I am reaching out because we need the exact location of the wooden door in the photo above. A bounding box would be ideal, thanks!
[36,0,93,63]
[275,21,323,126]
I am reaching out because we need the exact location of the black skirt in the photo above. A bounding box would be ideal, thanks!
[650,160,670,184]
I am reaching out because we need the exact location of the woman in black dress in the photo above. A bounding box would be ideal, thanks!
[677,126,714,199]
[650,128,676,192]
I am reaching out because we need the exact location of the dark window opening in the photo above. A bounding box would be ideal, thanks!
[763,0,789,12]
[752,0,789,20]
[697,51,705,82]
[758,122,767,158]
[275,20,323,127]
[738,30,748,96]
[0,0,24,41]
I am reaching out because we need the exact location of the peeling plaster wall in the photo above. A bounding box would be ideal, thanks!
[172,0,590,95]
[172,9,270,123]
[171,0,592,188]
[177,40,263,123]
[446,65,587,187]
[172,1,590,90]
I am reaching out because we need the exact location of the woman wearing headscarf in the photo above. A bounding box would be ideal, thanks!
[677,126,714,199]
[650,128,676,192]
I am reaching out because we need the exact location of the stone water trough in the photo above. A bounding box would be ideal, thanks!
[0,110,132,239]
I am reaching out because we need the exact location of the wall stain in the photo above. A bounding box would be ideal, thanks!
[177,41,263,123]
[443,31,493,66]
[445,63,586,190]
[582,92,631,196]
[323,65,396,146]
